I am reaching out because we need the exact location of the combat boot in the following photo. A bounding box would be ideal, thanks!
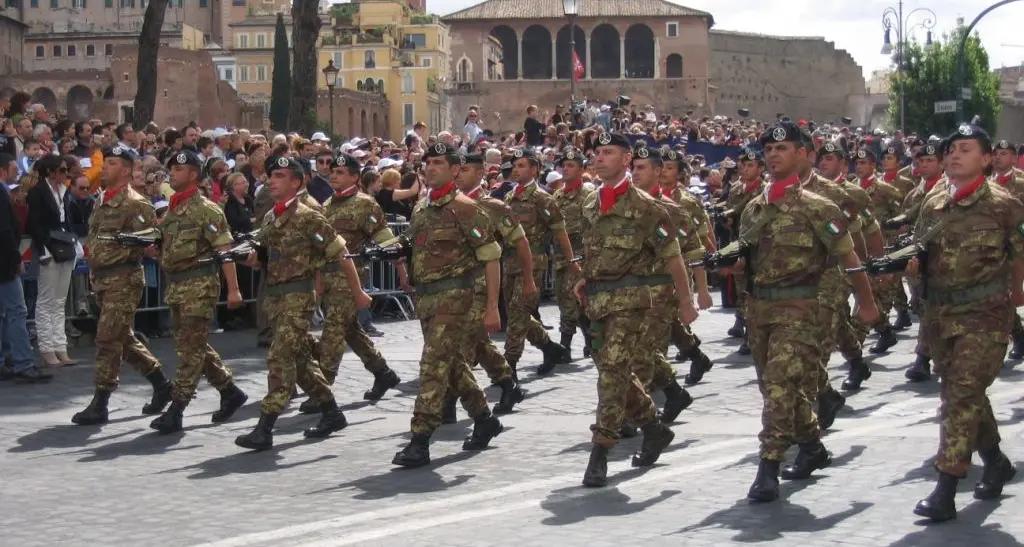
[298,397,319,414]
[535,341,571,375]
[463,413,503,450]
[905,354,932,382]
[363,368,401,401]
[737,338,751,356]
[913,472,958,522]
[141,370,172,415]
[582,444,609,487]
[660,380,693,423]
[392,433,431,468]
[683,349,713,385]
[150,400,185,434]
[841,357,872,391]
[869,326,898,354]
[727,316,745,338]
[632,422,675,467]
[975,445,1017,500]
[71,389,112,426]
[559,332,574,360]
[893,309,913,331]
[1009,328,1024,360]
[442,394,458,424]
[619,422,638,438]
[492,378,525,415]
[211,383,248,423]
[780,441,832,480]
[235,412,278,451]
[581,327,593,358]
[507,357,520,384]
[303,399,348,438]
[747,459,781,502]
[816,388,846,431]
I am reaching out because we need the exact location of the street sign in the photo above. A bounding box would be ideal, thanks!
[961,87,973,100]
[934,100,957,114]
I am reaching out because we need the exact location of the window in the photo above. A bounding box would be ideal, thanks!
[86,44,95,56]
[237,33,248,48]
[123,72,129,82]
[35,45,44,58]
[52,45,62,57]
[223,68,233,80]
[403,103,414,127]
[402,72,414,93]
[231,0,243,4]
[421,55,431,68]
[364,50,375,69]
[286,31,292,46]
[30,0,38,7]
[199,0,206,6]
[666,22,678,38]
[104,0,111,6]
[71,0,84,6]
[105,43,113,56]
[256,65,266,82]
[239,66,249,82]
[406,33,426,48]
[332,51,342,68]
[256,33,266,48]
[119,0,133,8]
[49,0,56,7]
[67,45,76,57]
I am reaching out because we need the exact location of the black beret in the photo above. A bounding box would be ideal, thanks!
[944,124,992,154]
[854,149,877,162]
[510,147,539,163]
[594,132,631,150]
[632,146,662,161]
[737,147,763,163]
[994,139,1017,152]
[332,153,362,170]
[460,153,484,165]
[915,143,942,159]
[166,149,202,169]
[423,141,459,160]
[882,145,902,158]
[758,122,802,147]
[265,154,304,175]
[556,149,585,166]
[817,141,846,158]
[103,145,136,164]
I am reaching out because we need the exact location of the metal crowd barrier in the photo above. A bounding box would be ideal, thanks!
[366,221,415,320]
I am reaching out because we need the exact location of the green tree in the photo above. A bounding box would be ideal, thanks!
[269,13,292,132]
[886,28,1000,136]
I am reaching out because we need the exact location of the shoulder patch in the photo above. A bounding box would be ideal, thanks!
[501,216,513,227]
[368,214,378,225]
[313,232,324,243]
[136,214,147,224]
[469,227,483,239]
[825,220,841,235]
[1018,223,1024,238]
[207,223,218,233]
[656,223,671,238]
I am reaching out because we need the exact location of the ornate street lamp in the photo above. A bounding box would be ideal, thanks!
[322,59,340,139]
[881,0,936,133]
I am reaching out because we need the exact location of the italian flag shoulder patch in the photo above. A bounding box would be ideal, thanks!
[656,225,670,238]
[470,227,483,239]
[825,220,841,235]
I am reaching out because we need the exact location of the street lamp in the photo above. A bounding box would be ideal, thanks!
[322,59,340,139]
[881,0,937,133]
[562,0,579,108]
[955,0,1022,122]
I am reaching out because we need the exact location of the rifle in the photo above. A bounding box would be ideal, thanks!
[687,239,748,270]
[344,235,412,262]
[95,228,162,246]
[884,232,914,252]
[882,213,911,230]
[846,240,924,276]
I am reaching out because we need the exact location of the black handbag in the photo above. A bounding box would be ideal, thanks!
[45,229,78,263]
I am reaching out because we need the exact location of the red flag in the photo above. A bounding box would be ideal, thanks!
[572,50,584,82]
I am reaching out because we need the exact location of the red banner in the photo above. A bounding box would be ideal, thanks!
[572,50,584,82]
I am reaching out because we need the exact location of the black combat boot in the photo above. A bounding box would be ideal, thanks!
[559,332,574,360]
[492,378,525,415]
[393,433,431,468]
[841,357,872,391]
[914,472,959,522]
[141,370,172,415]
[893,309,913,331]
[905,354,932,382]
[150,401,186,434]
[303,399,348,438]
[975,445,1017,500]
[506,357,520,384]
[727,316,745,338]
[632,422,675,467]
[619,422,638,438]
[683,349,713,385]
[781,441,832,480]
[298,397,320,414]
[363,368,401,401]
[211,383,248,423]
[747,459,781,502]
[582,444,610,487]
[442,394,458,424]
[536,341,571,375]
[1009,328,1024,360]
[660,380,694,423]
[235,412,278,451]
[71,389,112,426]
[816,387,846,431]
[463,413,503,450]
[581,322,593,358]
[869,326,898,354]
[737,338,751,356]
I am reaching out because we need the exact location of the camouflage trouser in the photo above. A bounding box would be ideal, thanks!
[503,265,551,362]
[469,276,513,383]
[891,275,909,312]
[255,278,273,343]
[93,281,161,391]
[318,281,386,385]
[261,292,334,414]
[815,268,845,395]
[932,329,1007,476]
[413,313,490,436]
[168,299,233,404]
[633,287,678,391]
[555,266,583,337]
[852,278,890,343]
[590,310,659,446]
[907,274,923,315]
[1012,312,1024,339]
[837,294,864,361]
[748,298,822,461]
[914,300,939,357]
[733,271,746,319]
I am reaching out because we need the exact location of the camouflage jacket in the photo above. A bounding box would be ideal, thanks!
[656,192,703,264]
[858,176,904,232]
[255,195,346,287]
[322,190,394,292]
[725,178,763,221]
[840,180,881,236]
[465,186,526,248]
[902,176,947,224]
[159,191,233,304]
[992,167,1024,200]
[504,180,565,275]
[671,186,712,245]
[802,172,862,235]
[551,180,594,269]
[86,185,155,292]
[882,170,917,197]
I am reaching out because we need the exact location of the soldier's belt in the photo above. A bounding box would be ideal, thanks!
[503,243,548,259]
[750,284,819,301]
[323,261,343,274]
[263,278,315,296]
[91,261,142,280]
[585,274,672,296]
[164,262,219,284]
[417,268,483,296]
[926,278,1007,306]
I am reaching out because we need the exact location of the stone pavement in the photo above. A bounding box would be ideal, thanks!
[1,297,1023,547]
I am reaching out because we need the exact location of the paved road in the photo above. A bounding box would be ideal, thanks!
[2,298,1023,547]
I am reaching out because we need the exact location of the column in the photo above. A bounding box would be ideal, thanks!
[517,36,523,80]
[653,38,660,79]
[619,36,625,79]
[551,38,557,79]
[585,33,591,79]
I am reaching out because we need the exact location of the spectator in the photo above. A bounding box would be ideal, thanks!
[308,149,334,203]
[370,168,418,219]
[34,124,55,156]
[65,174,94,238]
[224,172,254,234]
[523,105,546,147]
[16,137,41,177]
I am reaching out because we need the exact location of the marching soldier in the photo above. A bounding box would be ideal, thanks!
[743,122,878,503]
[881,144,917,196]
[551,149,595,357]
[504,148,576,374]
[880,145,914,330]
[991,139,1024,360]
[721,148,764,352]
[149,150,249,433]
[911,124,1020,522]
[575,132,697,488]
[72,146,172,426]
[236,156,371,450]
[392,142,504,468]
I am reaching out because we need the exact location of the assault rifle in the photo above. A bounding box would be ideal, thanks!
[846,240,924,276]
[95,228,162,246]
[345,236,412,262]
[882,213,911,230]
[687,239,748,270]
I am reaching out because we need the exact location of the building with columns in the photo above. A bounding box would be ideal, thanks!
[442,0,714,128]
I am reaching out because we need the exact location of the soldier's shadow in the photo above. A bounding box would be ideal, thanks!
[882,456,982,493]
[305,451,478,499]
[671,498,873,541]
[8,420,144,453]
[71,428,206,462]
[159,439,340,480]
[540,483,681,526]
[889,496,1018,546]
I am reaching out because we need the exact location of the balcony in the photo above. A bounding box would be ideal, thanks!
[356,32,384,44]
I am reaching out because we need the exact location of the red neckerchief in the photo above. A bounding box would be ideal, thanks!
[912,168,920,178]
[883,170,898,183]
[169,185,198,211]
[924,175,941,193]
[649,186,662,198]
[103,184,127,204]
[599,176,630,214]
[334,185,358,199]
[859,175,875,190]
[563,178,583,194]
[742,177,761,194]
[766,174,800,204]
[272,196,296,216]
[951,175,987,204]
[997,170,1014,186]
[513,181,532,198]
[429,181,457,201]
[464,185,482,200]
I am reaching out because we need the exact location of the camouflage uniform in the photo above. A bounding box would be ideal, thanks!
[992,166,1024,354]
[668,188,711,357]
[852,176,903,339]
[723,177,762,324]
[902,176,947,373]
[837,179,880,361]
[551,178,594,348]
[883,169,918,198]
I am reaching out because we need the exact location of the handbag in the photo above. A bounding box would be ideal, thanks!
[45,229,78,263]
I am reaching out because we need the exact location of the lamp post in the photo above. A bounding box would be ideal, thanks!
[955,0,1022,122]
[881,0,936,133]
[562,0,579,107]
[322,59,340,139]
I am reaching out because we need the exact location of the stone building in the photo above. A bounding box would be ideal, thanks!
[0,9,27,76]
